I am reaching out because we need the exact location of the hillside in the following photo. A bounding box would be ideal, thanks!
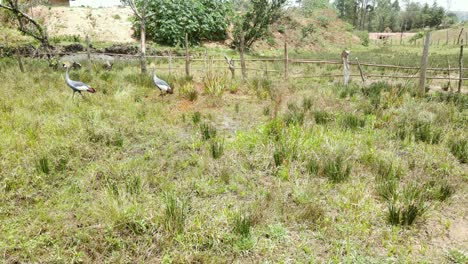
[25,6,358,52]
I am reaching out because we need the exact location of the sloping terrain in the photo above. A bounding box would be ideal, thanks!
[33,6,135,43]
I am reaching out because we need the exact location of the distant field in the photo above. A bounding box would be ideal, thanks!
[0,45,467,262]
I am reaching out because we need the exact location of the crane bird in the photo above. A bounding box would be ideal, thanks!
[63,63,96,98]
[152,68,173,96]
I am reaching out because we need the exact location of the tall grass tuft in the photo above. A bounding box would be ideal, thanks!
[448,137,467,163]
[323,154,351,183]
[203,74,226,97]
[313,111,334,125]
[284,103,305,126]
[306,158,319,176]
[164,193,188,234]
[179,83,198,101]
[200,123,217,141]
[387,183,428,226]
[36,156,51,174]
[192,112,201,125]
[413,121,442,144]
[340,113,366,129]
[232,212,252,237]
[302,97,312,112]
[210,139,224,159]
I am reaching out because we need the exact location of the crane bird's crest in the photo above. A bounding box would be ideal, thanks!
[63,63,96,97]
[153,68,173,95]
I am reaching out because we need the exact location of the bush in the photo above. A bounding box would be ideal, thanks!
[313,111,334,124]
[354,30,369,46]
[340,113,366,129]
[179,83,198,101]
[136,0,231,46]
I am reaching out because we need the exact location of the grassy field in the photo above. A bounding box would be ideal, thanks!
[0,52,467,263]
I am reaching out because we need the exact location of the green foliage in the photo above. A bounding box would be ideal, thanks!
[354,30,369,46]
[323,154,351,183]
[137,0,231,46]
[192,112,201,125]
[387,183,428,226]
[200,123,217,141]
[302,0,330,15]
[313,111,334,124]
[210,139,224,159]
[179,83,198,101]
[233,0,287,49]
[306,158,319,176]
[36,156,51,174]
[203,74,226,97]
[448,137,467,163]
[340,113,366,130]
[164,193,188,234]
[232,212,252,237]
[283,103,304,126]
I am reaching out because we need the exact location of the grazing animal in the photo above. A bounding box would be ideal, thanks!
[153,68,173,96]
[63,63,96,98]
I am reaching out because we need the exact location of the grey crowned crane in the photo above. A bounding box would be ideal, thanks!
[63,63,96,98]
[152,68,173,96]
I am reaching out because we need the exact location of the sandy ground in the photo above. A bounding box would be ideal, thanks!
[32,6,136,43]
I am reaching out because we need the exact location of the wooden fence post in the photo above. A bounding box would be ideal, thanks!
[185,33,190,77]
[203,49,207,75]
[86,35,91,70]
[419,32,431,96]
[447,57,452,92]
[239,32,247,82]
[341,50,350,86]
[457,28,464,45]
[458,44,464,93]
[224,56,235,79]
[446,30,449,45]
[284,41,289,80]
[356,57,366,84]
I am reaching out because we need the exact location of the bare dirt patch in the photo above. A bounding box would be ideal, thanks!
[33,6,135,43]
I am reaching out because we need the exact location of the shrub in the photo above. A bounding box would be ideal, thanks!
[138,0,231,46]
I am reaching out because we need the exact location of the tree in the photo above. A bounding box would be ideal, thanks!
[121,0,148,74]
[233,0,287,49]
[0,0,51,51]
[140,0,231,46]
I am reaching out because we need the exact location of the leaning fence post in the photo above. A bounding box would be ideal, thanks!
[284,41,289,80]
[341,50,350,86]
[446,30,449,45]
[224,56,235,79]
[447,57,452,92]
[419,32,431,96]
[356,57,366,84]
[185,33,191,77]
[203,49,207,75]
[457,28,464,45]
[458,44,464,93]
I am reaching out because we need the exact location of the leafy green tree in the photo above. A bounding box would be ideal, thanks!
[135,0,231,46]
[233,0,287,49]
